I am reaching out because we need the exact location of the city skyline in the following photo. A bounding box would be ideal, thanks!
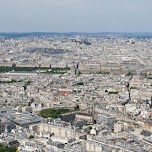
[0,1,152,151]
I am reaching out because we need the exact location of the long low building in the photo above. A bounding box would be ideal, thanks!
[29,123,76,138]
[29,122,86,139]
[2,71,38,76]
[78,63,129,74]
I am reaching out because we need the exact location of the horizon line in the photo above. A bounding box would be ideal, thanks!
[1,32,152,34]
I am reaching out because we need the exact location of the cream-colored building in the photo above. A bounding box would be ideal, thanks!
[75,113,93,123]
[125,104,137,113]
[114,122,123,133]
[29,123,75,138]
[86,140,103,152]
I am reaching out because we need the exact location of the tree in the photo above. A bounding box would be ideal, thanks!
[39,108,72,118]
[78,71,82,76]
[126,72,134,76]
[88,126,92,130]
[0,144,16,152]
[29,135,35,139]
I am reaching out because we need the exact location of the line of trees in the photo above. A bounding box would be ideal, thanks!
[0,66,70,73]
[39,108,72,118]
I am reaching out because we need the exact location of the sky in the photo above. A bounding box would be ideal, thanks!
[0,0,152,32]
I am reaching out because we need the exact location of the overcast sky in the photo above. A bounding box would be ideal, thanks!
[0,0,152,32]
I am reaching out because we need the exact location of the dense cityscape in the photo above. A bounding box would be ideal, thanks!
[0,33,151,152]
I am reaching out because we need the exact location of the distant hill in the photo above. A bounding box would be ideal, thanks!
[0,32,152,39]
